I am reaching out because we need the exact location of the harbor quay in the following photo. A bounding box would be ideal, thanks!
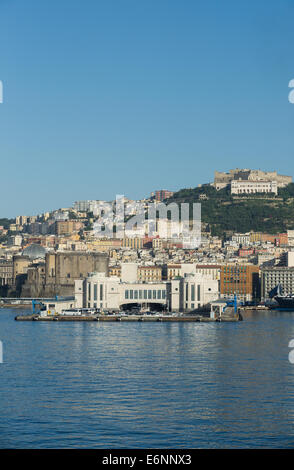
[15,312,241,322]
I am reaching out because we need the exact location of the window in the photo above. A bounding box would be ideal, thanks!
[94,284,97,301]
[191,284,195,301]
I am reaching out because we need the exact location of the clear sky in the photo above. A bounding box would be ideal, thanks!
[0,0,294,217]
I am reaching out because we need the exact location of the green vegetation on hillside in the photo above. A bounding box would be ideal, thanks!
[166,184,294,237]
[0,218,14,229]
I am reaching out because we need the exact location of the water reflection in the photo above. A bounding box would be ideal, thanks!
[1,309,294,447]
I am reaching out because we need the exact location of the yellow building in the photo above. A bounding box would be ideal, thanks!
[138,266,162,282]
[109,266,121,277]
[122,238,144,249]
[166,264,181,280]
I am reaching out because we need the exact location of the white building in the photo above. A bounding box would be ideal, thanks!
[288,230,294,247]
[287,251,294,267]
[231,233,251,246]
[75,272,219,312]
[231,180,278,195]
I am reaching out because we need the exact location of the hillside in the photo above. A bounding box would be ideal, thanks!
[166,183,294,237]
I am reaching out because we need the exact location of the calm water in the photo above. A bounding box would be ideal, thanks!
[1,308,294,448]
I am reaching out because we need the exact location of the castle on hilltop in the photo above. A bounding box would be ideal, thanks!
[211,168,292,195]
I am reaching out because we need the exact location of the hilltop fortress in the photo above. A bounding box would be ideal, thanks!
[211,168,292,195]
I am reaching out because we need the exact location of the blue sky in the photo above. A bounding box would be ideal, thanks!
[0,0,294,217]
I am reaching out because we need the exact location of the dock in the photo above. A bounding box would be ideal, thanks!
[14,313,240,322]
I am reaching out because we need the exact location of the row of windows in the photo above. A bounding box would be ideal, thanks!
[88,283,103,301]
[125,289,166,300]
[185,284,201,302]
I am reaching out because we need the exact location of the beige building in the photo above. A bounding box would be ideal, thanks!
[138,266,162,282]
[109,266,121,277]
[54,220,84,236]
[13,255,31,279]
[43,252,109,296]
[195,264,221,281]
[0,259,13,286]
[122,238,143,249]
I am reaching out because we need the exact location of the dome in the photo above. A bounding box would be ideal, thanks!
[22,244,46,260]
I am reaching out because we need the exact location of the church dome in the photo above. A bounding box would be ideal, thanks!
[22,244,46,260]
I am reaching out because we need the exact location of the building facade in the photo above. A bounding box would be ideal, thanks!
[0,259,13,287]
[261,267,294,300]
[75,272,219,312]
[220,264,260,302]
[43,252,109,296]
[231,180,278,195]
[213,169,292,191]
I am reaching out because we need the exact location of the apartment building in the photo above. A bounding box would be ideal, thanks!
[137,266,162,282]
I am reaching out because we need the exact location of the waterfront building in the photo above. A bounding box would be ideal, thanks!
[75,271,219,312]
[44,252,109,296]
[261,266,294,300]
[220,264,260,302]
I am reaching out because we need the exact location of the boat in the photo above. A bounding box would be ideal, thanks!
[268,285,294,310]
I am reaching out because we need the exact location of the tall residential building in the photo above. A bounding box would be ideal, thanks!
[154,190,174,202]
